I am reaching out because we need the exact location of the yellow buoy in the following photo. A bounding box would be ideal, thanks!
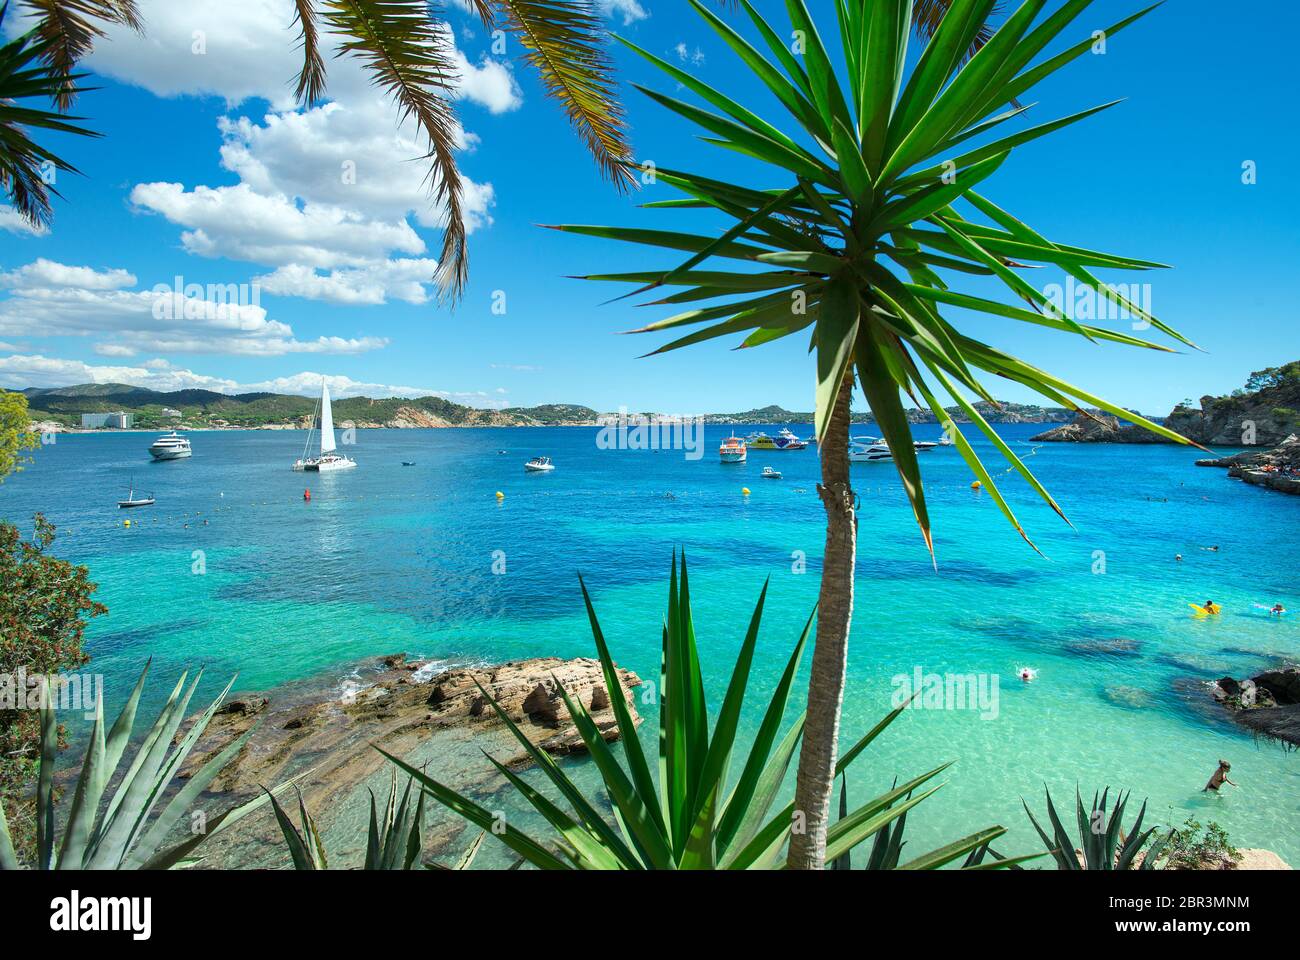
[971,480,982,490]
[495,491,505,500]
[123,519,130,528]
[741,487,751,496]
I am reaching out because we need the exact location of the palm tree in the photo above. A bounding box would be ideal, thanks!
[549,0,1198,869]
[2,0,634,300]
[0,1,111,228]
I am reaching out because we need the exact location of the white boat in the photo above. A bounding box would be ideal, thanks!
[118,483,154,508]
[849,437,893,463]
[777,428,808,449]
[719,433,747,463]
[524,456,555,472]
[913,440,939,451]
[149,431,192,460]
[761,466,782,479]
[292,380,357,472]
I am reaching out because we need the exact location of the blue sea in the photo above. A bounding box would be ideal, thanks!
[2,424,1297,866]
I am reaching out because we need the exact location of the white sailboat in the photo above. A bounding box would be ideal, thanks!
[292,380,357,472]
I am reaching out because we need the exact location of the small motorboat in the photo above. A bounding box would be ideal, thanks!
[524,456,555,472]
[913,440,939,451]
[118,483,155,508]
[761,466,782,479]
[401,461,416,466]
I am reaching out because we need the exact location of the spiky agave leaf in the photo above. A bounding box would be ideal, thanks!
[554,0,1193,559]
[0,662,296,871]
[381,555,1016,869]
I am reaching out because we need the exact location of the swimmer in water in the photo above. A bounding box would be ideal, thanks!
[1017,667,1037,682]
[1203,759,1237,792]
[1175,554,1183,562]
[1203,599,1221,615]
[1272,603,1286,617]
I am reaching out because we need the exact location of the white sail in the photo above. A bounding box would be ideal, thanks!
[319,380,337,454]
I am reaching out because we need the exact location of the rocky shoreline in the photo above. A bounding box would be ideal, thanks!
[1195,435,1300,496]
[174,653,642,869]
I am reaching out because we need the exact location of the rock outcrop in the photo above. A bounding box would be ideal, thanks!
[172,654,642,868]
[1195,434,1300,495]
[1030,411,1166,443]
[1211,666,1300,745]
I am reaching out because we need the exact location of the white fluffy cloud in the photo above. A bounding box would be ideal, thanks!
[0,259,386,357]
[1,258,136,291]
[600,0,650,25]
[256,260,442,306]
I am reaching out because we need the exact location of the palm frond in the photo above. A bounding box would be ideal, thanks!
[0,8,100,228]
[18,0,142,108]
[322,0,468,300]
[291,0,327,105]
[492,0,634,190]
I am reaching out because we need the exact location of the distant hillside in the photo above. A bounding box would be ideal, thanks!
[21,383,599,430]
[18,382,1126,431]
[705,401,1078,426]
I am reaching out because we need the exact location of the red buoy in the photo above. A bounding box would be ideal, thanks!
[303,489,311,502]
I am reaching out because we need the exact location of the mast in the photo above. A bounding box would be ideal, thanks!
[319,380,337,455]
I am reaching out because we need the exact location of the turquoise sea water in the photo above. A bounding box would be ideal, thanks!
[2,425,1297,865]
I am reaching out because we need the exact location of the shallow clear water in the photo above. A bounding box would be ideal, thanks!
[3,425,1297,865]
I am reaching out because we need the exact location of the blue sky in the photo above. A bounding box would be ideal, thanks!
[0,0,1295,414]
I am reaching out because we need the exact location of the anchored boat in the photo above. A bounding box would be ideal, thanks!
[719,433,747,463]
[524,456,555,472]
[148,431,191,461]
[118,482,155,508]
[293,380,357,472]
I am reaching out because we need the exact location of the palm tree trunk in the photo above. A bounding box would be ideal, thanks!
[787,370,856,870]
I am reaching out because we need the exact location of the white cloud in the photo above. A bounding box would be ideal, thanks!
[256,260,441,306]
[130,181,427,269]
[0,353,501,405]
[215,102,495,232]
[1,259,136,291]
[600,0,649,25]
[674,42,705,66]
[0,259,387,357]
[0,207,49,237]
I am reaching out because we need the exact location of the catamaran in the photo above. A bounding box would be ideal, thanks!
[292,380,357,472]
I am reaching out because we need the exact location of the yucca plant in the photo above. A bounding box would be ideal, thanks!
[831,773,1035,869]
[1023,785,1169,870]
[382,553,1015,869]
[551,0,1199,868]
[0,661,288,870]
[267,768,489,870]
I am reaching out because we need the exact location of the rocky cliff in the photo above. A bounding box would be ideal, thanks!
[1033,362,1300,448]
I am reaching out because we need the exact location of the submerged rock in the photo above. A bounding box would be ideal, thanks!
[1064,637,1144,659]
[1101,684,1150,709]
